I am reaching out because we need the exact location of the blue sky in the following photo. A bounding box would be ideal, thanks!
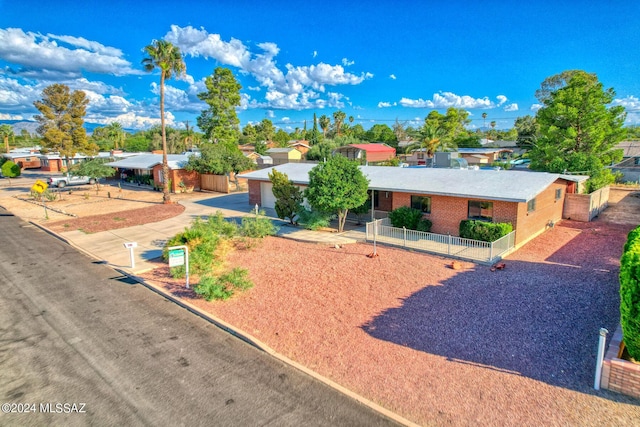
[1,0,639,133]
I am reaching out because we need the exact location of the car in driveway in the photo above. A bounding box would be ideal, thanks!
[48,175,96,188]
[509,158,531,166]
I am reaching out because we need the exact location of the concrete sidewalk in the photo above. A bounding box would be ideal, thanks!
[54,192,365,274]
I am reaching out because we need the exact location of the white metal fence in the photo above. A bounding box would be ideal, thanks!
[365,218,516,264]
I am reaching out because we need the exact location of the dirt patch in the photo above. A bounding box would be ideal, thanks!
[46,203,185,233]
[598,186,640,225]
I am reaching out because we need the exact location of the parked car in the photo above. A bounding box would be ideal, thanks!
[48,175,96,188]
[509,158,531,165]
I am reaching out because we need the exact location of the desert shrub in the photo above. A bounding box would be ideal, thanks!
[620,225,640,360]
[194,268,253,301]
[388,206,424,230]
[459,220,513,242]
[296,208,333,230]
[238,210,278,238]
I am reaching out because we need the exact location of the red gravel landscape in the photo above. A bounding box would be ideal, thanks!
[141,218,640,426]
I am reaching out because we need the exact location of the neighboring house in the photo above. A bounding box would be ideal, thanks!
[2,150,42,169]
[613,141,640,182]
[243,163,575,248]
[266,147,302,165]
[406,148,512,167]
[39,152,94,172]
[105,153,200,193]
[288,140,311,157]
[333,143,396,164]
[238,144,256,156]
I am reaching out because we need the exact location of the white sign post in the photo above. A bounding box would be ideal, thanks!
[168,245,189,289]
[123,242,137,269]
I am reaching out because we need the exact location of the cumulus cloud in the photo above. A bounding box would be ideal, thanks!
[164,25,372,110]
[0,112,24,120]
[0,27,140,77]
[390,74,396,80]
[342,58,354,66]
[397,92,521,111]
[530,103,543,111]
[613,96,640,125]
[377,101,396,108]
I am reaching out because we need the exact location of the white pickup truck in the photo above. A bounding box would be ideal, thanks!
[47,175,96,188]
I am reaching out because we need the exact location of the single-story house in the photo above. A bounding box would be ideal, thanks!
[288,140,311,156]
[333,143,396,164]
[105,153,200,193]
[406,148,513,167]
[2,150,42,169]
[266,147,302,165]
[613,141,640,182]
[243,163,577,248]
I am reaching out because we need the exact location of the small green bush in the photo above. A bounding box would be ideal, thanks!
[388,206,425,230]
[620,225,640,360]
[459,220,513,242]
[239,210,278,238]
[1,160,20,179]
[416,218,433,232]
[296,208,333,230]
[194,268,253,301]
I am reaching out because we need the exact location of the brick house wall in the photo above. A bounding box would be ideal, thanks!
[390,181,564,246]
[248,180,261,206]
[152,165,201,193]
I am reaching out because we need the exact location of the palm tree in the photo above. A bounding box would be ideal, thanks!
[106,122,125,150]
[333,110,346,136]
[0,124,13,154]
[319,115,330,138]
[142,39,186,203]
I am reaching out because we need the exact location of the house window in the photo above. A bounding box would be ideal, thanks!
[411,195,431,213]
[555,188,562,200]
[468,200,493,221]
[417,152,424,160]
[527,198,536,213]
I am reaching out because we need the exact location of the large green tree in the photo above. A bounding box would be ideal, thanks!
[34,84,96,174]
[268,169,303,224]
[185,141,253,176]
[305,155,369,232]
[529,70,626,192]
[197,67,242,144]
[71,158,116,191]
[143,39,186,204]
[514,115,539,149]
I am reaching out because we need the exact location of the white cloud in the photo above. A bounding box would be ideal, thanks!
[390,74,396,80]
[496,95,507,106]
[312,51,317,58]
[0,27,140,77]
[0,112,24,120]
[165,25,372,110]
[613,96,640,125]
[342,58,355,66]
[266,110,275,118]
[530,103,543,111]
[504,103,518,112]
[399,92,494,109]
[377,101,396,108]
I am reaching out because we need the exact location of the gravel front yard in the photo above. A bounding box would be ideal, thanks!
[141,217,640,426]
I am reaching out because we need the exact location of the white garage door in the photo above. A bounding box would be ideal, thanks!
[260,182,276,209]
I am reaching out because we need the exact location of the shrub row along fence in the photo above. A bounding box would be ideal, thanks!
[365,218,516,264]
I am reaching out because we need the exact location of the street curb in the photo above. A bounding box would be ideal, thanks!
[27,220,417,427]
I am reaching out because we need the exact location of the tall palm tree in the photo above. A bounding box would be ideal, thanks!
[333,110,346,136]
[106,122,125,150]
[319,115,330,138]
[0,124,13,154]
[142,40,186,203]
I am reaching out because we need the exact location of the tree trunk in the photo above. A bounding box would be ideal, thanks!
[160,72,171,204]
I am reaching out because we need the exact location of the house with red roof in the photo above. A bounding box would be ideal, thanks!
[333,143,396,164]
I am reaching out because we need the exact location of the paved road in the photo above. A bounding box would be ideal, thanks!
[0,209,398,426]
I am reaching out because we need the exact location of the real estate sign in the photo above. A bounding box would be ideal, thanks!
[168,249,185,267]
